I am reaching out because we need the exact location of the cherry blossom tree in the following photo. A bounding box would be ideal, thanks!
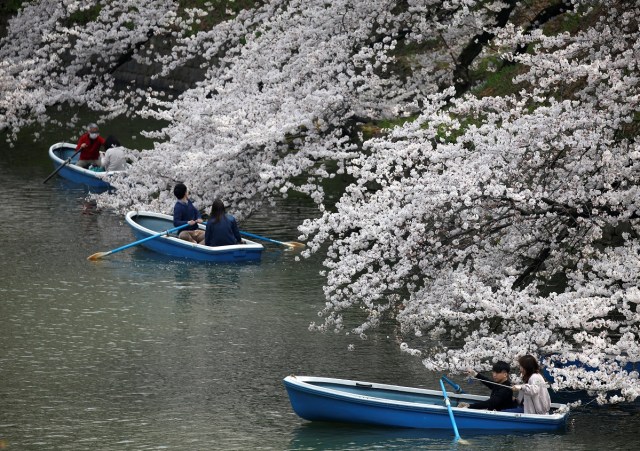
[0,0,185,140]
[300,1,640,402]
[1,0,639,401]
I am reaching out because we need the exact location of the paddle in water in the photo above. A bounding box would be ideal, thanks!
[439,377,470,445]
[239,230,305,249]
[87,223,190,261]
[43,148,82,184]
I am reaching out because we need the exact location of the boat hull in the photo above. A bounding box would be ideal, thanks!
[48,142,121,191]
[283,376,568,432]
[125,211,264,262]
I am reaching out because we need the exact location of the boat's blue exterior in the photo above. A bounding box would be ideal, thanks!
[283,375,569,432]
[125,211,264,262]
[48,142,121,191]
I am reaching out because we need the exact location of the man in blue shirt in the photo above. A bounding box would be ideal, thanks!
[173,183,205,244]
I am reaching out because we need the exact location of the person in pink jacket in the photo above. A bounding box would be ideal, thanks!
[506,354,552,414]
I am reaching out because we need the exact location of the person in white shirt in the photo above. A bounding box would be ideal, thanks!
[100,135,127,171]
[507,354,552,414]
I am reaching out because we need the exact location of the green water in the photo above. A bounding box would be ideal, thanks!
[0,118,638,450]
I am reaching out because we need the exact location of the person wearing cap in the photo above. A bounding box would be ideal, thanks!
[460,361,518,411]
[172,183,205,244]
[76,123,106,169]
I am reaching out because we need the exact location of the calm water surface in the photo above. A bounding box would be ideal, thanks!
[1,128,638,450]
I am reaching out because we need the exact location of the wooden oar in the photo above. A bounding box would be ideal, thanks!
[240,230,305,248]
[43,148,82,183]
[87,223,190,261]
[439,378,469,444]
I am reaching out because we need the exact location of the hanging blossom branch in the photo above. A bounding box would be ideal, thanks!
[299,1,640,402]
[97,0,489,215]
[2,0,639,402]
[1,0,521,215]
[0,0,191,141]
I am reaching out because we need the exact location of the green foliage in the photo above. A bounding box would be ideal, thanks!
[360,115,418,140]
[0,0,25,15]
[391,38,444,81]
[64,4,102,26]
[615,111,640,141]
[473,62,525,98]
[435,120,463,144]
[542,3,603,36]
[178,0,264,32]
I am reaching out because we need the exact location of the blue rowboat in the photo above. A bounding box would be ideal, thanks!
[283,375,569,432]
[125,211,264,262]
[48,142,122,191]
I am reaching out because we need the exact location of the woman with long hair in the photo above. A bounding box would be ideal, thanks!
[204,199,242,246]
[507,354,551,414]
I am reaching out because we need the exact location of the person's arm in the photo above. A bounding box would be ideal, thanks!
[470,385,512,410]
[189,201,203,223]
[514,374,546,397]
[101,150,110,170]
[517,383,542,396]
[76,134,87,150]
[473,372,495,391]
[96,135,106,152]
[468,400,491,409]
[173,203,188,227]
[230,216,242,243]
[204,222,213,246]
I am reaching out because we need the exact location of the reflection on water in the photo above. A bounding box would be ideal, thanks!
[288,422,569,451]
[1,127,640,450]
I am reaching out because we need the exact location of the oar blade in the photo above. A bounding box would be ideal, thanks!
[87,251,110,261]
[284,241,305,249]
[87,223,189,262]
[239,230,305,249]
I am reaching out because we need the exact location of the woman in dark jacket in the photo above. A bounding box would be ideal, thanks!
[205,199,242,246]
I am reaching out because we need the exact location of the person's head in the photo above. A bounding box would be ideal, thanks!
[87,123,99,140]
[173,183,188,200]
[517,354,540,383]
[210,198,226,222]
[491,360,510,383]
[104,135,121,149]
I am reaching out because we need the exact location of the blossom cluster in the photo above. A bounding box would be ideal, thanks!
[299,1,640,401]
[2,0,639,401]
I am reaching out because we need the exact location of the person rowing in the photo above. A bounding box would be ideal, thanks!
[459,361,518,411]
[172,183,205,244]
[75,123,105,169]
